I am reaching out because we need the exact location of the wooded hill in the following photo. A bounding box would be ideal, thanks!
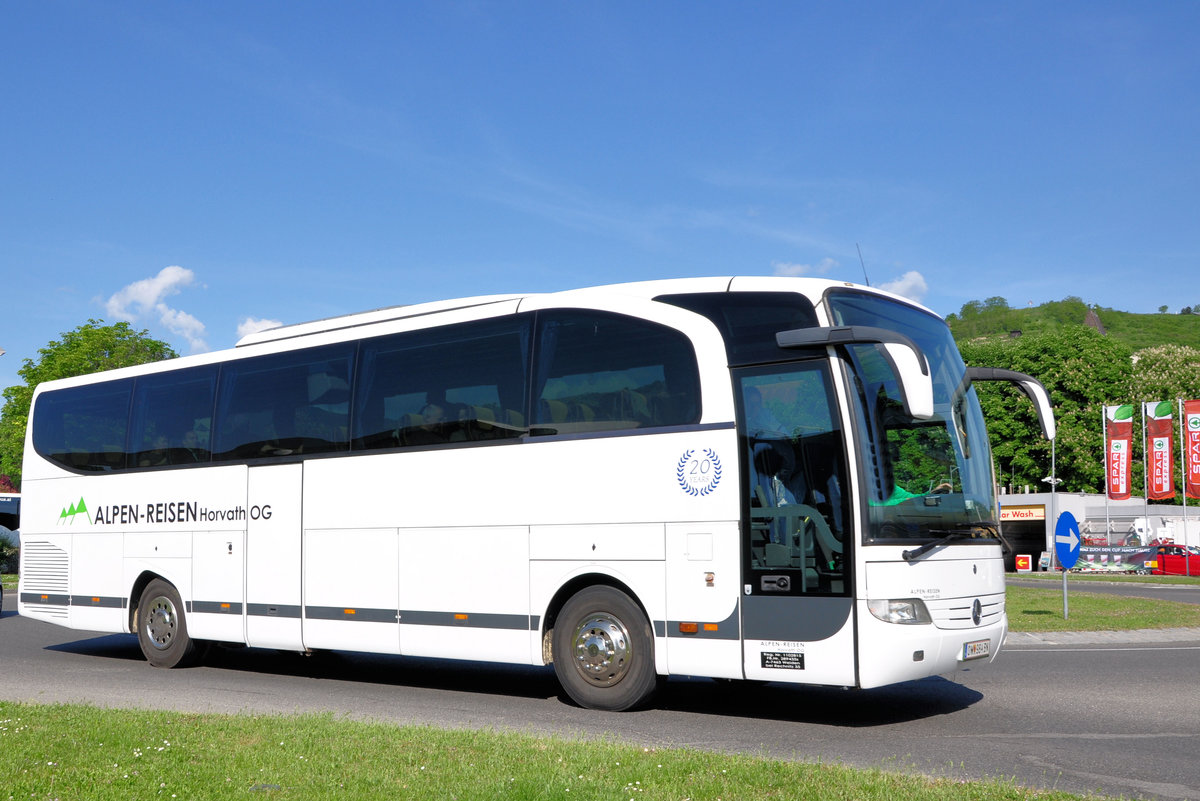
[946,296,1200,500]
[947,296,1200,350]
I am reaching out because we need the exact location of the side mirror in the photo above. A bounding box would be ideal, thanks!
[776,326,934,420]
[965,367,1056,440]
[879,341,934,420]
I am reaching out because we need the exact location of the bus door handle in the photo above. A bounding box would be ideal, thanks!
[761,575,790,592]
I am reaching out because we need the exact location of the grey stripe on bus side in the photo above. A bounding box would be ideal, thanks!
[26,593,729,642]
[305,606,398,623]
[398,610,529,630]
[70,595,127,608]
[192,601,244,614]
[20,592,71,606]
[246,603,302,619]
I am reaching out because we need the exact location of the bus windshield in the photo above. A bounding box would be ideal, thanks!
[827,291,998,543]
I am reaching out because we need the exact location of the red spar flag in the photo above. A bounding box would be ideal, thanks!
[1144,401,1175,500]
[1186,399,1200,500]
[1105,404,1134,501]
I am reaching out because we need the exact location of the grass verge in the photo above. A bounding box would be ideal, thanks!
[1011,572,1200,586]
[0,702,1091,800]
[1006,584,1200,632]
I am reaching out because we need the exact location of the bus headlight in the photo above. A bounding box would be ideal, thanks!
[867,598,932,625]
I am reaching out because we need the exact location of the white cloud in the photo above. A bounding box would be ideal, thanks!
[772,257,839,277]
[237,316,283,339]
[105,266,208,352]
[878,270,929,303]
[158,307,207,348]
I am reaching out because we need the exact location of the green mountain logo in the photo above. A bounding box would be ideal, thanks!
[59,497,90,525]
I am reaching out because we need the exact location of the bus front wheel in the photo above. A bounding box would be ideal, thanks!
[552,586,658,711]
[136,579,200,668]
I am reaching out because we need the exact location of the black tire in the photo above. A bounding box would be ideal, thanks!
[552,586,658,711]
[136,579,200,668]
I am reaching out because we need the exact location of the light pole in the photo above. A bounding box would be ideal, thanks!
[1041,437,1061,570]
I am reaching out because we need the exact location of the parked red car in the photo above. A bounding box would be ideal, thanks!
[1143,544,1200,576]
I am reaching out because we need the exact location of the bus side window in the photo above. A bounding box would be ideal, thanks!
[352,317,530,450]
[532,311,700,436]
[129,365,218,467]
[214,344,354,460]
[32,380,134,472]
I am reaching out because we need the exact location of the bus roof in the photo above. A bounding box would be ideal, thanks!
[28,276,936,394]
[234,293,526,347]
[236,276,933,347]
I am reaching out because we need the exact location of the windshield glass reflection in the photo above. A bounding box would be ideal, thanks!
[828,291,998,542]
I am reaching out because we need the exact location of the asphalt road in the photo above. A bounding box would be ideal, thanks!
[3,587,1199,801]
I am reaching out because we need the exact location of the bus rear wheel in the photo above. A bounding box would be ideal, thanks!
[552,586,658,711]
[136,579,200,668]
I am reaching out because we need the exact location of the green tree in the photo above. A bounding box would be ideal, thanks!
[1040,296,1089,326]
[1131,345,1200,402]
[0,320,177,486]
[959,326,1134,495]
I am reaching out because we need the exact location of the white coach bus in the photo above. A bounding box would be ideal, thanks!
[19,277,1054,711]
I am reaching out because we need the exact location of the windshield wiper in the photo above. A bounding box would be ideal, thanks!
[901,521,999,562]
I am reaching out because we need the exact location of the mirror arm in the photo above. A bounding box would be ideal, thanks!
[965,367,1057,441]
[776,326,933,420]
[776,326,928,375]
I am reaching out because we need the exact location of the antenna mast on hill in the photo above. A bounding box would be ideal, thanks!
[856,243,871,286]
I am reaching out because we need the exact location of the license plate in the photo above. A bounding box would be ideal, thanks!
[963,639,990,660]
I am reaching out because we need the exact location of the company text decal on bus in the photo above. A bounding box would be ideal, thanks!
[59,497,273,526]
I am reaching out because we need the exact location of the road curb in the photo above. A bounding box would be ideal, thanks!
[1006,627,1200,646]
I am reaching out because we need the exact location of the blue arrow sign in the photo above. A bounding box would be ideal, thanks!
[1055,511,1081,570]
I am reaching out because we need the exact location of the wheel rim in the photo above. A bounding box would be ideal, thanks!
[144,594,178,651]
[570,612,632,687]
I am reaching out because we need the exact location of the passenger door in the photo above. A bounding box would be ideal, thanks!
[735,363,857,685]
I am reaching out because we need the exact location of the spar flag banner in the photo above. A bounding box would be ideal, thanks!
[1186,399,1200,500]
[1105,404,1134,500]
[1144,401,1174,500]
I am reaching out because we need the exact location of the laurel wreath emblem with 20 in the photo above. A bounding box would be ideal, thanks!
[677,448,722,496]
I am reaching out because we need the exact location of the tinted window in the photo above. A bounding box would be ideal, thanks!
[33,380,133,471]
[129,365,217,467]
[532,311,700,435]
[655,292,819,365]
[353,317,530,449]
[214,344,355,460]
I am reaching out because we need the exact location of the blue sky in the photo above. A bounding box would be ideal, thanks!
[3,1,1198,393]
